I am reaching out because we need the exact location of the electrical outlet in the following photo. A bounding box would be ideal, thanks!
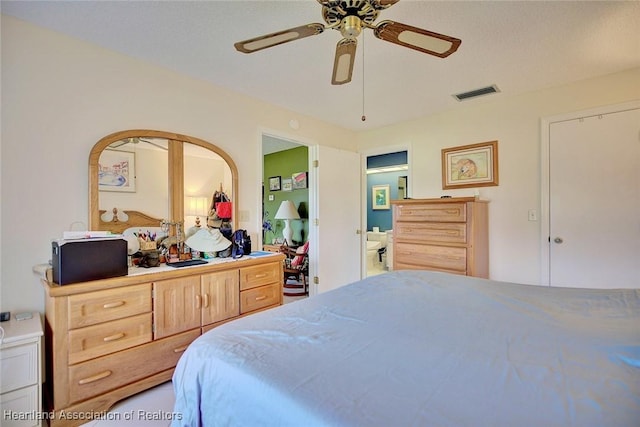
[528,209,537,221]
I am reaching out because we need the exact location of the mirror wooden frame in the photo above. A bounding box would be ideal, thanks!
[89,129,238,233]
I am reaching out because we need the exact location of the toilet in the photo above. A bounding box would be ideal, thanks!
[366,231,388,271]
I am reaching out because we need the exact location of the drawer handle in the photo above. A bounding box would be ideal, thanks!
[445,209,459,214]
[195,294,202,309]
[255,295,267,301]
[103,301,125,309]
[203,293,210,308]
[103,332,125,342]
[78,370,112,385]
[173,345,189,354]
[254,273,268,279]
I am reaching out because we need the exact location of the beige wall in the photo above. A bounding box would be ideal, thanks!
[356,68,640,284]
[2,15,638,313]
[0,16,356,312]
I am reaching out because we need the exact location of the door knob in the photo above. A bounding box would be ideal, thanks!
[553,237,563,244]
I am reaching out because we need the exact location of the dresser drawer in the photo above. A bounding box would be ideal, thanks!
[68,313,152,364]
[68,329,198,404]
[395,203,466,223]
[0,343,38,394]
[240,282,280,314]
[395,242,467,273]
[68,283,152,329]
[395,222,467,244]
[240,263,280,291]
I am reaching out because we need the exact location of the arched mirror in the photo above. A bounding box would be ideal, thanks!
[89,130,237,237]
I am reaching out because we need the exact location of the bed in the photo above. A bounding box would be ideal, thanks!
[171,270,640,426]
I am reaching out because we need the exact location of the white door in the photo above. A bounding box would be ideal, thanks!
[549,107,640,288]
[309,145,361,294]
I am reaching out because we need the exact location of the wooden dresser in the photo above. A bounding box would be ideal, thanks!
[41,254,283,426]
[391,197,489,278]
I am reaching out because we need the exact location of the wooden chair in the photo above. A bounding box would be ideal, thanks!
[280,241,309,296]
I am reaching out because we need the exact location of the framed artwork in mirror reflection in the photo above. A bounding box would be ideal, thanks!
[99,149,136,192]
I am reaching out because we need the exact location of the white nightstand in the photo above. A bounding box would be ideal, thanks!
[1,313,44,427]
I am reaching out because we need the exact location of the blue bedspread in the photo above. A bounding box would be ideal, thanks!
[171,271,640,426]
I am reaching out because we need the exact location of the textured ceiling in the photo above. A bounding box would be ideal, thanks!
[2,0,639,131]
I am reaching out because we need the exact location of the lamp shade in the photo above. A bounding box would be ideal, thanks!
[274,201,300,245]
[185,196,209,216]
[274,201,301,220]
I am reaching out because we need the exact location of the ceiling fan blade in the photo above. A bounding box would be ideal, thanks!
[331,38,357,85]
[374,20,461,58]
[234,23,325,54]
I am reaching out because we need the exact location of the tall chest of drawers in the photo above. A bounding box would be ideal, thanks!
[391,197,489,278]
[41,254,283,427]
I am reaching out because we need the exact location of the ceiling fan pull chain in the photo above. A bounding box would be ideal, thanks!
[361,31,366,122]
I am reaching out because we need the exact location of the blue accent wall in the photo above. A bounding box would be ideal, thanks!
[367,171,404,232]
[366,151,408,232]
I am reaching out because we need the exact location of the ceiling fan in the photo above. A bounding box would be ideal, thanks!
[234,0,461,85]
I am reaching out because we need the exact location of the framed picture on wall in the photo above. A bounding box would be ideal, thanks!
[292,171,308,189]
[99,149,136,192]
[282,178,293,192]
[442,140,499,189]
[269,176,281,191]
[372,184,390,210]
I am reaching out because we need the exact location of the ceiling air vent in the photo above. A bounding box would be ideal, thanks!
[453,85,500,101]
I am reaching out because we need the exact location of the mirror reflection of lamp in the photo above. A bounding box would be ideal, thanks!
[185,196,209,228]
[275,200,300,245]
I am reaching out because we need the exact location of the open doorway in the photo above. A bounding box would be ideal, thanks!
[363,150,409,277]
[262,134,362,296]
[262,135,309,247]
[262,134,310,299]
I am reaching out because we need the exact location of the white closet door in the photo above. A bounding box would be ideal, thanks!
[309,145,361,294]
[549,107,640,288]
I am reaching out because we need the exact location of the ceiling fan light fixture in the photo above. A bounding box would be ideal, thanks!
[340,15,362,39]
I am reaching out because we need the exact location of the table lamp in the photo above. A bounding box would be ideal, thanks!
[185,196,209,227]
[274,200,300,245]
